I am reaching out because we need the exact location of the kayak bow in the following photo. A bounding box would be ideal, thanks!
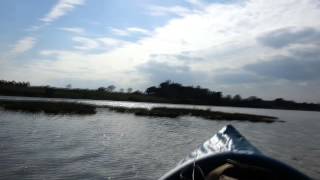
[159,125,310,180]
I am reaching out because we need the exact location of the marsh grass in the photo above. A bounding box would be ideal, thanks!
[0,100,279,122]
[102,106,278,123]
[0,100,96,115]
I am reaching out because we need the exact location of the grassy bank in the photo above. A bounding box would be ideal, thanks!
[0,100,96,115]
[102,106,278,123]
[0,100,278,122]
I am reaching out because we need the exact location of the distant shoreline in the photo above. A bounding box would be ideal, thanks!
[0,94,319,113]
[1,93,320,112]
[1,80,320,112]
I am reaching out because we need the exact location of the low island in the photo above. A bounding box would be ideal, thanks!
[102,106,278,123]
[0,99,278,123]
[0,100,96,115]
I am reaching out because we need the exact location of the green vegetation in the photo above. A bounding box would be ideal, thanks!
[0,100,96,115]
[0,99,278,122]
[103,106,278,123]
[1,79,320,111]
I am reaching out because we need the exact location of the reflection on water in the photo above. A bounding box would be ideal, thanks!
[0,96,319,179]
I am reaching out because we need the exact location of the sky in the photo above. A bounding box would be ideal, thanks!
[1,0,320,103]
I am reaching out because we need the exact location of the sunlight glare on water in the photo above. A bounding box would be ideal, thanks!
[0,97,319,179]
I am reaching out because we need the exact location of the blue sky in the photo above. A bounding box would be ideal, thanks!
[1,0,320,102]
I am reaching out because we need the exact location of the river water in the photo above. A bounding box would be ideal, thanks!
[0,96,319,179]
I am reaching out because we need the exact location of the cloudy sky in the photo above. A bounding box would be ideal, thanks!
[1,0,320,102]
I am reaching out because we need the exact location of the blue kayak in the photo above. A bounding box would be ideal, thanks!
[159,125,310,180]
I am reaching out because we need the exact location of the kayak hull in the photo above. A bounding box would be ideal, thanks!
[159,125,310,180]
[160,152,310,180]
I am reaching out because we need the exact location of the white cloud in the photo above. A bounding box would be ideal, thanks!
[127,27,150,34]
[111,27,150,36]
[71,36,132,51]
[40,0,85,23]
[5,0,320,101]
[25,0,85,34]
[185,0,205,7]
[98,37,132,48]
[72,36,99,50]
[147,5,196,17]
[59,27,85,34]
[11,36,37,54]
[110,28,130,36]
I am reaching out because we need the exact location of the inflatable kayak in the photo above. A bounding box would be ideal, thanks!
[159,125,310,180]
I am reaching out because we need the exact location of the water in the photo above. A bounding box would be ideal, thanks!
[0,96,319,179]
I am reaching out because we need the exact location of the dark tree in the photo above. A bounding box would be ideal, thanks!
[146,86,157,95]
[66,84,72,89]
[97,87,106,92]
[107,85,116,92]
[233,94,242,101]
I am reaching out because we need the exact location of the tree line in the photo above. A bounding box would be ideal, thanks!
[0,79,320,111]
[145,80,320,111]
[0,80,30,87]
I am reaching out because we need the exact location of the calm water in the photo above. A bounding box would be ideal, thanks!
[0,96,319,179]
